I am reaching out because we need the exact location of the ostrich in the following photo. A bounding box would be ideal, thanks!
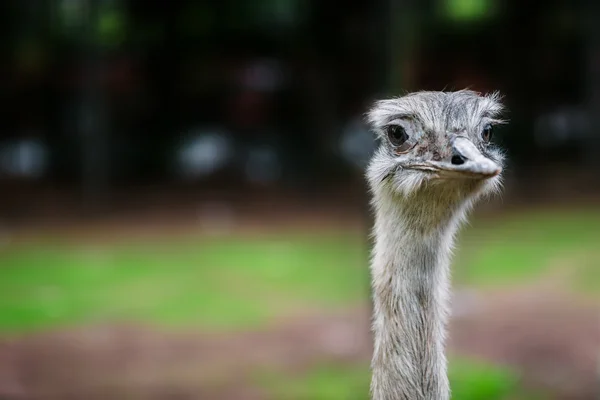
[365,90,505,400]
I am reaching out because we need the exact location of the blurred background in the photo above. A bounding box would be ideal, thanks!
[0,0,598,399]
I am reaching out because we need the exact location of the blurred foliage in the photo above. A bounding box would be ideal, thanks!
[95,7,126,47]
[440,0,499,22]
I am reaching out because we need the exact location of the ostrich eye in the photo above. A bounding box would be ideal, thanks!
[481,124,493,143]
[386,125,412,153]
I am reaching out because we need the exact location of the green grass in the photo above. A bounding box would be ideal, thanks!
[0,208,598,332]
[258,357,544,400]
[0,233,368,331]
[454,209,600,290]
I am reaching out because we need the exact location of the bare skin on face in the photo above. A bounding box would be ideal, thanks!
[365,90,506,400]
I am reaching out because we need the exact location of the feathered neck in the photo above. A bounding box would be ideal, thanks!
[369,189,470,400]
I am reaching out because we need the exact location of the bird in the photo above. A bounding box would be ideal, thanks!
[364,90,505,400]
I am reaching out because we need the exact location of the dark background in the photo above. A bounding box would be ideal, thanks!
[1,0,598,218]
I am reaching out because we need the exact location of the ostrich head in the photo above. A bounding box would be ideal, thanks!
[366,90,505,231]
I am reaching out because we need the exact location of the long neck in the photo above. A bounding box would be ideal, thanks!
[369,193,466,400]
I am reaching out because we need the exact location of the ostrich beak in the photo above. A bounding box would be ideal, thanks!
[415,136,500,179]
[444,136,501,178]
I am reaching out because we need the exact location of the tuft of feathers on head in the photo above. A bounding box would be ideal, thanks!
[365,90,506,140]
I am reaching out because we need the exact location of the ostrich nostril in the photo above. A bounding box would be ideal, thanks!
[451,154,466,165]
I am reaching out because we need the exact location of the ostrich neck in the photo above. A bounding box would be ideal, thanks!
[370,194,465,400]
